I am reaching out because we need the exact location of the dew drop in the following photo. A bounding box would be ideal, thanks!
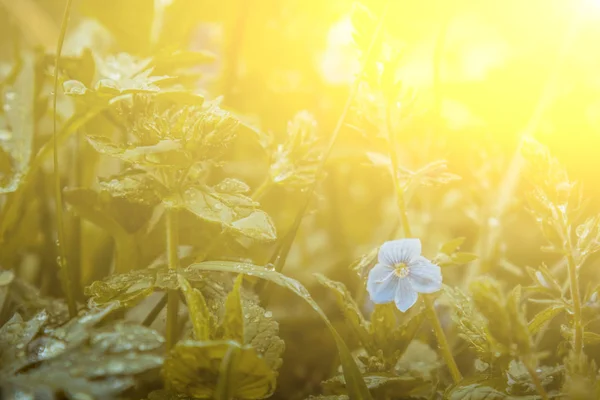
[264,311,273,318]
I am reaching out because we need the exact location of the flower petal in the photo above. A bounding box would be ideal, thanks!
[367,263,397,304]
[394,278,418,312]
[378,238,422,266]
[408,257,442,293]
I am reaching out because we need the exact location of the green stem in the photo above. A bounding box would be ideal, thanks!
[564,229,583,359]
[385,102,461,383]
[522,357,549,400]
[165,207,180,350]
[53,0,76,318]
[424,295,462,383]
[385,103,411,239]
[142,293,168,327]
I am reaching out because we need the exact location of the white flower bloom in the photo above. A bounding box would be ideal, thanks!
[367,238,442,312]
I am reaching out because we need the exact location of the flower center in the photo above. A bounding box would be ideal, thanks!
[394,262,409,278]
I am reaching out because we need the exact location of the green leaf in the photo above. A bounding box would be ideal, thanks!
[349,247,378,277]
[86,135,183,166]
[215,343,243,400]
[189,261,374,400]
[178,275,213,341]
[0,55,35,193]
[163,340,276,399]
[85,264,224,309]
[470,278,512,346]
[323,373,427,399]
[395,340,439,382]
[222,275,245,343]
[440,237,466,255]
[528,304,565,335]
[314,273,371,350]
[452,252,479,264]
[239,292,285,371]
[506,286,531,353]
[98,169,162,206]
[445,286,490,356]
[446,384,510,400]
[0,310,49,375]
[179,180,276,242]
[1,306,164,399]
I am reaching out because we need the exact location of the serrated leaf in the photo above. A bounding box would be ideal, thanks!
[86,135,183,166]
[1,307,164,399]
[528,304,565,335]
[222,275,245,343]
[189,261,373,400]
[178,275,213,341]
[506,286,531,353]
[239,292,285,371]
[179,181,276,242]
[85,264,224,309]
[470,278,512,346]
[446,383,510,400]
[163,340,275,399]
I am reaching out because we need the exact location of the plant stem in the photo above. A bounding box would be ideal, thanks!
[165,207,180,351]
[523,357,549,400]
[565,237,583,359]
[385,103,461,384]
[142,293,168,327]
[385,104,411,238]
[423,295,462,383]
[53,0,76,318]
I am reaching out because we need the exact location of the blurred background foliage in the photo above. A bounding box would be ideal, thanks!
[2,0,600,398]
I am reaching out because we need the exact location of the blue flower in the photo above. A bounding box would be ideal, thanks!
[367,238,442,312]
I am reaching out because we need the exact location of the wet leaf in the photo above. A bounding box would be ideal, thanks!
[85,264,225,309]
[163,340,276,399]
[440,237,467,255]
[1,306,164,399]
[189,261,374,400]
[222,275,245,343]
[239,291,285,371]
[179,180,276,242]
[178,275,213,341]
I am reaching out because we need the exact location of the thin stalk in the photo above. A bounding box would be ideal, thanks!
[385,104,411,238]
[424,295,462,383]
[53,0,76,318]
[165,208,180,350]
[523,357,549,400]
[385,103,461,383]
[142,293,168,327]
[261,0,391,279]
[564,229,583,359]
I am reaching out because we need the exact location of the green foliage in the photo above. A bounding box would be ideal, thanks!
[2,0,600,398]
